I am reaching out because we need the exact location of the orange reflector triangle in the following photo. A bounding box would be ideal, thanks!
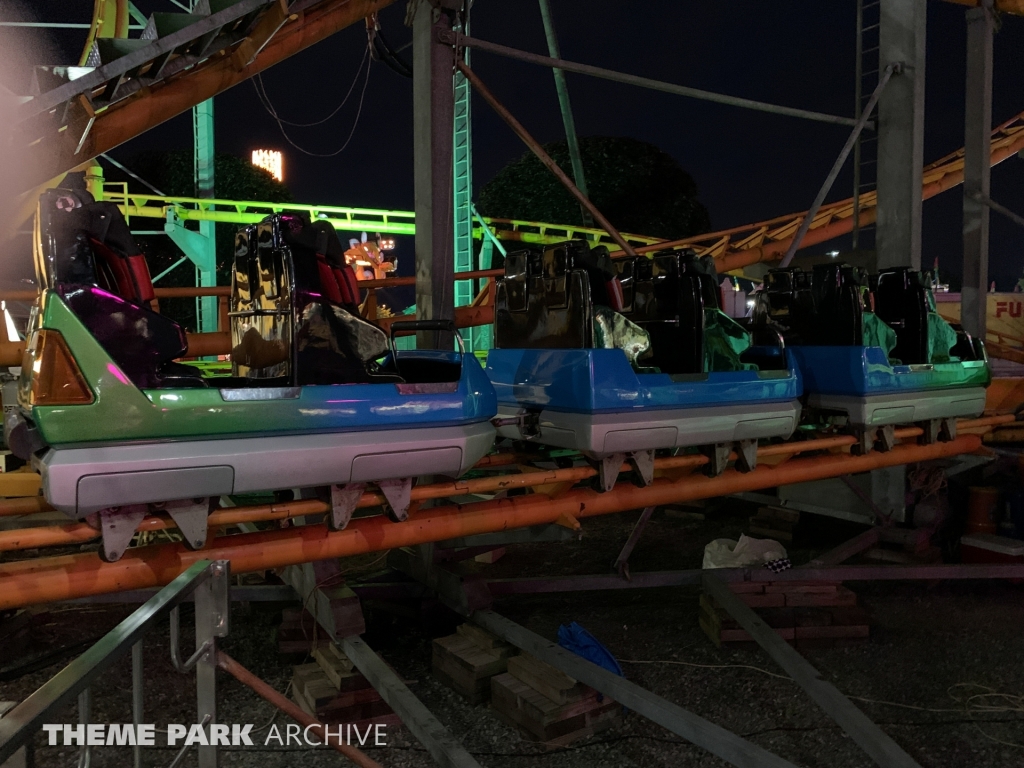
[31,330,94,406]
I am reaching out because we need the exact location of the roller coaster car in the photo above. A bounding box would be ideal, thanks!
[485,241,803,487]
[6,191,496,561]
[754,263,990,453]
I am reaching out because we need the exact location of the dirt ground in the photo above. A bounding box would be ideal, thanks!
[2,498,1023,768]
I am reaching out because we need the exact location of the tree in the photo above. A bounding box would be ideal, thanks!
[122,150,293,331]
[477,136,711,241]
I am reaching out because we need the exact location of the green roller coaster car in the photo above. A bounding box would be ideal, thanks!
[6,184,496,561]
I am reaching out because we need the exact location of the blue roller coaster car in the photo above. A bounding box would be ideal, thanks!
[752,263,990,453]
[485,241,803,487]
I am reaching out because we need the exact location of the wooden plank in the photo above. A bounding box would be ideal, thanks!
[507,654,579,704]
[805,528,881,567]
[431,632,510,703]
[292,663,323,692]
[313,644,355,688]
[700,596,870,646]
[490,673,620,744]
[292,684,315,717]
[456,623,515,654]
[433,635,507,676]
[305,676,341,710]
[342,635,483,768]
[474,610,800,768]
[317,686,383,714]
[763,583,840,594]
[281,562,365,640]
[490,673,604,726]
[783,586,858,607]
[698,613,723,648]
[433,664,490,704]
[703,574,922,768]
[735,592,786,608]
[727,582,766,594]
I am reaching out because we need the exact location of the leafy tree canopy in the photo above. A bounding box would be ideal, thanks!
[477,136,711,241]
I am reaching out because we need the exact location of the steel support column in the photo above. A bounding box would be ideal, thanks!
[473,610,800,768]
[413,0,457,349]
[193,560,229,768]
[877,0,926,270]
[193,97,218,333]
[963,0,994,338]
[341,636,483,768]
[537,0,592,226]
[704,575,922,768]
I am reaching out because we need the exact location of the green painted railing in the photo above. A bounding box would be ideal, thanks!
[101,184,664,248]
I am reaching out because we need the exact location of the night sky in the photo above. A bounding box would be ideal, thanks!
[7,0,1024,289]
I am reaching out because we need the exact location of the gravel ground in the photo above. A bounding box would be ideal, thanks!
[2,499,1022,767]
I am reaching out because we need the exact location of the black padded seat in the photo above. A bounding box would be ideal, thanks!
[493,240,622,352]
[875,267,929,365]
[812,264,864,347]
[240,214,402,387]
[626,252,705,375]
[494,245,597,350]
[757,264,865,348]
[39,182,207,390]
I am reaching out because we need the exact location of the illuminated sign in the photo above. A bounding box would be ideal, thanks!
[251,150,283,181]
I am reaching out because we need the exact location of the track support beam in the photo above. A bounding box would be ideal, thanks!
[473,610,800,768]
[703,574,923,768]
[962,0,994,338]
[413,0,458,349]
[341,635,483,768]
[877,0,927,271]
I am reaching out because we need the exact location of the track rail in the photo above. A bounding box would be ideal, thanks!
[614,109,1024,271]
[95,107,1024,268]
[12,0,400,194]
[0,417,1009,609]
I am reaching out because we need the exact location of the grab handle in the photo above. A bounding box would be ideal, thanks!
[389,319,465,355]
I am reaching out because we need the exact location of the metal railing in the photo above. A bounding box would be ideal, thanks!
[0,560,229,768]
[98,184,664,248]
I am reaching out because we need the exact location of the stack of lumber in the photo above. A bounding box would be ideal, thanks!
[490,653,621,747]
[432,624,516,704]
[291,643,400,728]
[276,586,363,654]
[277,607,317,654]
[749,506,800,542]
[700,581,871,649]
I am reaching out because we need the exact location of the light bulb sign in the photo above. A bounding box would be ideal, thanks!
[251,149,283,181]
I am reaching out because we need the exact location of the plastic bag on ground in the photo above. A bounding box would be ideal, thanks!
[702,534,788,569]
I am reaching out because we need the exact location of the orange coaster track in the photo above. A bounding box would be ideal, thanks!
[0,416,1010,610]
[603,110,1024,273]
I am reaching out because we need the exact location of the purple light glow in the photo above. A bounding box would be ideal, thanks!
[106,363,131,385]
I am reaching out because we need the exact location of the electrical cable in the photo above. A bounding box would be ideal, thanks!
[372,26,412,78]
[253,46,368,128]
[253,50,373,158]
[618,658,1024,747]
[618,658,792,680]
[373,37,412,78]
